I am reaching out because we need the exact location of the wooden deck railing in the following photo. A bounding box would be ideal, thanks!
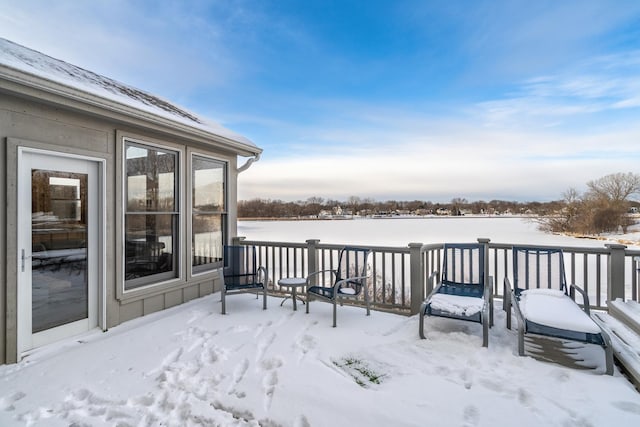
[233,237,640,315]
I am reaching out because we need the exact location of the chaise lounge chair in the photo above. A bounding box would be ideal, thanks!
[504,246,613,374]
[419,243,493,347]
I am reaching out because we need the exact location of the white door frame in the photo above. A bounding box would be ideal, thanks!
[16,147,106,358]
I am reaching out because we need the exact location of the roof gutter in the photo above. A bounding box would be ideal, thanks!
[237,152,261,173]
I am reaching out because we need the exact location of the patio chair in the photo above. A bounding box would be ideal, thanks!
[306,247,371,327]
[419,243,493,347]
[504,246,613,374]
[220,245,268,314]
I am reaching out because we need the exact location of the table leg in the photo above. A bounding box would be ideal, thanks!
[292,286,297,311]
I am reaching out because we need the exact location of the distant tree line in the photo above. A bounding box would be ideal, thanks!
[238,196,564,218]
[239,172,640,236]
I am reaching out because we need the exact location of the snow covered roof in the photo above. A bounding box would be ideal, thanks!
[0,38,259,155]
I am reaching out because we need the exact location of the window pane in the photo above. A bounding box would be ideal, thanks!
[192,214,222,269]
[126,144,176,212]
[192,156,224,212]
[125,214,177,288]
[32,170,88,332]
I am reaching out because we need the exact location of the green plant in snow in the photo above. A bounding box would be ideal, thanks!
[332,356,386,388]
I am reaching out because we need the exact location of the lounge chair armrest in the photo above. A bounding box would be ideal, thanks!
[569,284,591,315]
[424,279,444,301]
[333,275,369,291]
[512,289,525,325]
[306,269,337,286]
[257,266,268,285]
[503,277,512,309]
[429,270,439,283]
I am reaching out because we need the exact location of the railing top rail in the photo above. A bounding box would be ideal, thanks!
[239,238,635,257]
[488,242,611,254]
[237,239,308,249]
[315,242,410,254]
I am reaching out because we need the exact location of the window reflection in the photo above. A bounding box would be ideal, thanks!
[192,156,226,272]
[125,142,179,289]
[126,145,176,212]
[31,170,88,332]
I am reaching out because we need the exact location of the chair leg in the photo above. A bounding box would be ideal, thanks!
[489,295,494,327]
[517,326,525,356]
[332,299,337,327]
[221,287,226,315]
[419,308,426,339]
[604,344,614,376]
[482,318,489,348]
[262,287,267,310]
[365,286,370,316]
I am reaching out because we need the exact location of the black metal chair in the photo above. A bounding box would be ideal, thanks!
[221,245,267,314]
[306,247,371,327]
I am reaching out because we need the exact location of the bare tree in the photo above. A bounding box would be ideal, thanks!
[450,197,468,216]
[586,172,640,203]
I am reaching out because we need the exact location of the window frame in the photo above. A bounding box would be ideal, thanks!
[121,137,184,293]
[188,151,228,277]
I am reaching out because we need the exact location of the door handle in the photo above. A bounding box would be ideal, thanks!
[21,249,32,272]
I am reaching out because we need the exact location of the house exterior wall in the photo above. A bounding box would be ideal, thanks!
[1,90,242,364]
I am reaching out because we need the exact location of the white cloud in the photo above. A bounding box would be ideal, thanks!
[238,121,640,202]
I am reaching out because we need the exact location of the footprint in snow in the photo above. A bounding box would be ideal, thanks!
[612,401,640,414]
[463,404,480,427]
[262,370,278,410]
[0,391,26,411]
[294,415,312,427]
[256,332,277,362]
[253,320,273,338]
[228,358,250,395]
[295,334,317,359]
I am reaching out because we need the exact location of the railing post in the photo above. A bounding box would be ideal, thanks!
[477,238,491,289]
[306,239,320,285]
[409,242,424,315]
[606,243,627,303]
[232,236,246,246]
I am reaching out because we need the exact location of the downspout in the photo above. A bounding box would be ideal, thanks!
[237,153,261,173]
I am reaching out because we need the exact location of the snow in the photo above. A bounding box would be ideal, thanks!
[0,38,255,148]
[238,216,640,248]
[2,218,639,425]
[1,294,640,426]
[519,289,602,333]
[429,293,484,317]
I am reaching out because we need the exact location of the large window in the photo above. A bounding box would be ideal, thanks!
[191,155,226,274]
[124,141,179,289]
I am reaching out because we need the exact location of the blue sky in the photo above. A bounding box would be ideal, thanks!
[2,0,640,202]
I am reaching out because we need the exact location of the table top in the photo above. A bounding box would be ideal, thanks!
[278,277,306,287]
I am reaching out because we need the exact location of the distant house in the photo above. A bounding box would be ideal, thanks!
[0,38,262,364]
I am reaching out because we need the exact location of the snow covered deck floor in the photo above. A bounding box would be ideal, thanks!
[593,300,640,391]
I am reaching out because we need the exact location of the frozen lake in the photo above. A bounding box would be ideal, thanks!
[238,216,637,249]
